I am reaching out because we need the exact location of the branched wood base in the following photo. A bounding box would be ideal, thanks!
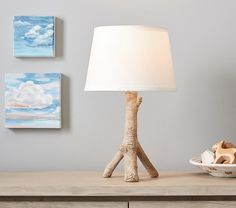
[103,91,159,182]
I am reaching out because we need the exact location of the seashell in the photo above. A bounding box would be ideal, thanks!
[201,150,214,164]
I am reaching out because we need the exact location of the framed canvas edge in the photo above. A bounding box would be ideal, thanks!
[58,73,62,128]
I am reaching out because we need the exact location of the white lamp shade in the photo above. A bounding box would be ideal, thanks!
[85,26,176,91]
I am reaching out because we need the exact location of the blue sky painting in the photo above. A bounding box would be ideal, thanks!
[5,73,61,128]
[14,16,55,57]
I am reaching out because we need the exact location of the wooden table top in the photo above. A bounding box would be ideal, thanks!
[0,171,235,196]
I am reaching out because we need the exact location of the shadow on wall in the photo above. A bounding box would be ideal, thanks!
[61,74,70,130]
[55,17,64,58]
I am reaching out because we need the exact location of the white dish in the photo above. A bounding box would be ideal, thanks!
[189,157,236,177]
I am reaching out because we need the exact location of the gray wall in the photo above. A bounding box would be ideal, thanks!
[1,0,236,171]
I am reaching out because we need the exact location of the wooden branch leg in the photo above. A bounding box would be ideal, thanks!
[103,149,124,178]
[103,91,158,182]
[137,142,159,178]
[123,144,139,182]
[122,92,140,182]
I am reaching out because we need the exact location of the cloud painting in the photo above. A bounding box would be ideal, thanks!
[14,16,55,57]
[5,73,61,128]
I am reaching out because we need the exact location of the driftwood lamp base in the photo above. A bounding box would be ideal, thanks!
[103,91,159,182]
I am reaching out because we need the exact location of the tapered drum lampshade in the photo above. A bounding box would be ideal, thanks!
[85,26,176,91]
[85,25,176,182]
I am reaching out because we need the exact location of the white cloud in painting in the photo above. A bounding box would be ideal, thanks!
[34,30,54,45]
[46,24,54,29]
[51,106,60,115]
[24,24,54,46]
[14,20,31,26]
[5,81,53,109]
[41,81,60,90]
[25,25,42,38]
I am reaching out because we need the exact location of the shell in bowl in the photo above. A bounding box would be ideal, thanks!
[189,157,236,177]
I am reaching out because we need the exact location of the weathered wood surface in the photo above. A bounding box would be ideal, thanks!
[0,171,236,196]
[0,202,127,208]
[130,201,236,208]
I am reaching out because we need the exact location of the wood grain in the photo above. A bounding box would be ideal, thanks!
[130,201,236,208]
[0,171,236,196]
[0,202,127,208]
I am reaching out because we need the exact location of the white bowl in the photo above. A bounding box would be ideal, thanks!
[189,157,236,177]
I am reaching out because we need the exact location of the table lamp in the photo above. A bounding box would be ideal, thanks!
[85,26,176,182]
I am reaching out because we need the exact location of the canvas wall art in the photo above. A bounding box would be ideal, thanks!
[5,73,61,128]
[13,16,55,57]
